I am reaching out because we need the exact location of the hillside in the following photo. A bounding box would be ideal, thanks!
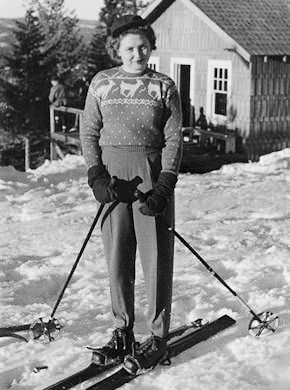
[0,17,97,67]
[0,18,16,65]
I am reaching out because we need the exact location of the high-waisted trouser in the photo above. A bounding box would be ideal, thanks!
[101,146,174,338]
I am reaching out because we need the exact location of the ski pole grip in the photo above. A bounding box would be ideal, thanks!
[134,188,146,201]
[132,176,143,186]
[131,177,144,201]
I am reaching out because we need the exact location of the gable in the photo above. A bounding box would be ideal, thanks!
[143,0,290,55]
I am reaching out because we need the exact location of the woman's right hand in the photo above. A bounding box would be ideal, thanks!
[88,165,143,204]
[92,176,116,203]
[88,164,116,203]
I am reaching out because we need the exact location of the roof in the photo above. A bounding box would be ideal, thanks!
[143,0,290,56]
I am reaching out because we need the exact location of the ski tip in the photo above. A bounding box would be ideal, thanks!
[220,314,236,324]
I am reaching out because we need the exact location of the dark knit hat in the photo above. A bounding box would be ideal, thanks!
[111,15,147,38]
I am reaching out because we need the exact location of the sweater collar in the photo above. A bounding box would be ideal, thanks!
[119,66,150,77]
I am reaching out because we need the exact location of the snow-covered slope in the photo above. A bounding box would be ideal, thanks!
[1,150,290,389]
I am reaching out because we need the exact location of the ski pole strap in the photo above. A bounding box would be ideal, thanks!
[100,200,120,230]
[50,203,105,318]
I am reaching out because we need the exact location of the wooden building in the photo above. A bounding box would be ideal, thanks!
[143,0,290,160]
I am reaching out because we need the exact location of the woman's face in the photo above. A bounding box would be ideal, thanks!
[118,33,152,73]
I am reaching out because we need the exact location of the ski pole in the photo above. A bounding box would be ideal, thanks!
[135,189,279,336]
[51,175,142,318]
[168,227,279,336]
[50,203,105,319]
[7,204,105,343]
[170,228,260,318]
[27,177,143,342]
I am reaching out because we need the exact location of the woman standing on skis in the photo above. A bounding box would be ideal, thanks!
[80,15,183,370]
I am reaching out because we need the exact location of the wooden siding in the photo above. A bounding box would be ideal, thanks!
[151,0,251,135]
[247,56,290,160]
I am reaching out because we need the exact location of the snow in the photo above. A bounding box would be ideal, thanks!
[0,149,290,390]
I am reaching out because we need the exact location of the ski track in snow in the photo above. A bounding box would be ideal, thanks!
[0,150,290,389]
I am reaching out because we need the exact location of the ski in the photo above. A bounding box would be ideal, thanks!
[0,324,31,342]
[85,315,235,390]
[42,363,118,390]
[42,320,205,390]
[0,324,31,333]
[0,330,29,342]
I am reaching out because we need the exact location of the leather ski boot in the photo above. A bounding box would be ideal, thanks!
[123,335,167,374]
[91,328,135,366]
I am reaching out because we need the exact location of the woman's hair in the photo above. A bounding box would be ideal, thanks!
[106,25,156,63]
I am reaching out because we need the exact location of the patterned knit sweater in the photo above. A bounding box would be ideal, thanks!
[80,66,183,175]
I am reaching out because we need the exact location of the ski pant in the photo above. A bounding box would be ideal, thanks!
[100,146,175,338]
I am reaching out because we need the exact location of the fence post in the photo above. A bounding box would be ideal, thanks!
[24,136,30,171]
[50,106,57,161]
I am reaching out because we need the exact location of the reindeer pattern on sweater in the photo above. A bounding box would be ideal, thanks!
[81,66,183,175]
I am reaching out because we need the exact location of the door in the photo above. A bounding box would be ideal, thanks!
[170,58,195,127]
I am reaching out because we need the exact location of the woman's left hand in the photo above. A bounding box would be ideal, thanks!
[139,171,177,216]
[139,190,167,216]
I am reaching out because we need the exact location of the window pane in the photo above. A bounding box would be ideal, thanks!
[224,69,228,79]
[219,80,223,90]
[214,68,218,78]
[219,68,223,78]
[214,80,217,89]
[224,81,228,91]
[214,93,227,115]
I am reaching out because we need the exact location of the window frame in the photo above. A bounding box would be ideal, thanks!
[148,56,160,71]
[207,60,232,122]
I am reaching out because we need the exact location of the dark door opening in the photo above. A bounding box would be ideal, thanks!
[179,64,191,127]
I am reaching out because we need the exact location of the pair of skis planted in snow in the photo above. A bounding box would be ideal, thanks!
[42,315,235,390]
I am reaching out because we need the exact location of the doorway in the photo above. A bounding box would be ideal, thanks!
[170,58,195,127]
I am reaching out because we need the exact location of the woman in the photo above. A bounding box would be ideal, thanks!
[80,15,183,370]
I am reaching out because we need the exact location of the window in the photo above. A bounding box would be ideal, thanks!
[207,60,232,120]
[148,56,160,71]
[213,67,228,115]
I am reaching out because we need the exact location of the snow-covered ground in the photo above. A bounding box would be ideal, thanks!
[0,149,290,390]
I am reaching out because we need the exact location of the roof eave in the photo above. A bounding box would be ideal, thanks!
[142,0,251,63]
[180,0,251,62]
[141,0,165,19]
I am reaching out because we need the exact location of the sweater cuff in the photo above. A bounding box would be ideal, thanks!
[155,171,178,199]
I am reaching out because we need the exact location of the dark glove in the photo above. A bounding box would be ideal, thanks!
[139,172,177,216]
[88,164,116,203]
[139,190,167,216]
[111,176,143,203]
